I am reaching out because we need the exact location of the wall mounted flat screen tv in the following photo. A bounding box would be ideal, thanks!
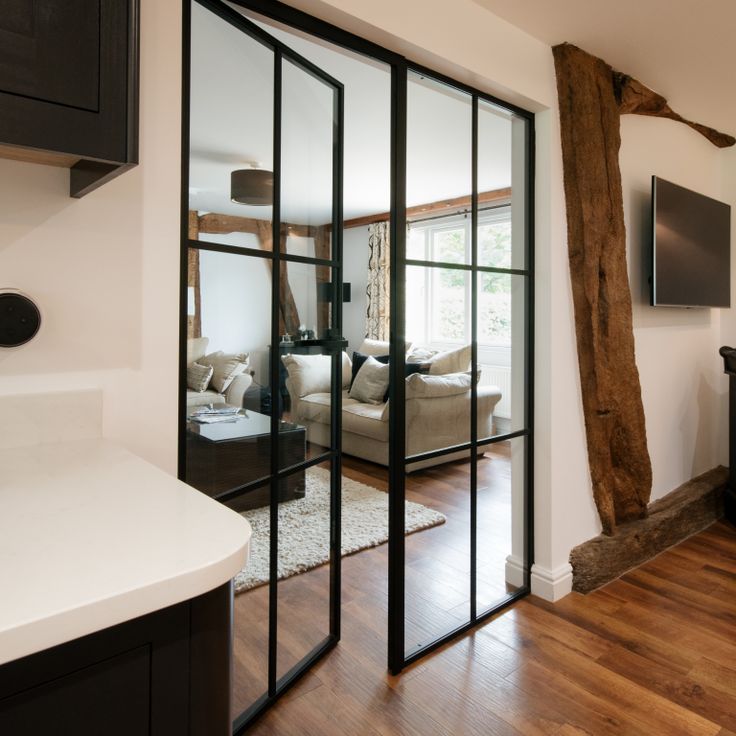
[651,176,731,308]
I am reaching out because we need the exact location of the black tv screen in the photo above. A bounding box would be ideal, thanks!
[651,176,731,308]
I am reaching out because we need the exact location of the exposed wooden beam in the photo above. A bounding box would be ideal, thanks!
[196,212,318,239]
[614,73,735,148]
[342,188,512,230]
[187,211,201,340]
[553,43,653,535]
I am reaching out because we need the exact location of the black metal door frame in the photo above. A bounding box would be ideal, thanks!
[180,0,535,726]
[179,0,344,731]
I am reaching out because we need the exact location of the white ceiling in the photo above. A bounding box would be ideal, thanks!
[189,3,514,224]
[472,0,736,138]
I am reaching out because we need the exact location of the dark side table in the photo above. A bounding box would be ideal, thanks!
[185,410,305,512]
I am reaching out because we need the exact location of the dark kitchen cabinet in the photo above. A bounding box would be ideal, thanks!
[0,583,233,736]
[0,0,139,197]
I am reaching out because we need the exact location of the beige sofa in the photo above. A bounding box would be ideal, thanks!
[283,342,502,471]
[186,337,253,410]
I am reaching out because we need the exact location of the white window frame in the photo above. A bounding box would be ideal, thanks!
[406,206,512,351]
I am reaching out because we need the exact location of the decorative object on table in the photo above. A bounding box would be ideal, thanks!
[233,466,445,592]
[0,290,41,348]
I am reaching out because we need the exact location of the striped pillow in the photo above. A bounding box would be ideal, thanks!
[187,361,214,392]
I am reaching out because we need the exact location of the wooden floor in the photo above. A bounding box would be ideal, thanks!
[242,517,736,735]
[231,445,519,716]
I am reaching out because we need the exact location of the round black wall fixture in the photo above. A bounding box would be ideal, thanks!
[0,291,41,347]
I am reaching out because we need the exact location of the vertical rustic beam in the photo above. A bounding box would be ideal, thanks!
[254,220,301,336]
[313,226,331,335]
[553,44,652,534]
[187,210,202,340]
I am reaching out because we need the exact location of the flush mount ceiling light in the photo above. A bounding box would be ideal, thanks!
[230,166,273,206]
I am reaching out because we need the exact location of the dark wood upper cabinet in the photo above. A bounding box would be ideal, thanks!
[0,0,139,197]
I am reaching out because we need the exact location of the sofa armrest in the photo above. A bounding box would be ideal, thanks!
[224,372,253,407]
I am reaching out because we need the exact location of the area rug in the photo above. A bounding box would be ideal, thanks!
[234,466,445,593]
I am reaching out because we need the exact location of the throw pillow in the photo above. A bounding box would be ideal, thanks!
[406,346,439,363]
[349,356,390,404]
[381,361,430,402]
[428,344,472,375]
[202,351,249,393]
[187,361,214,392]
[350,351,389,389]
[282,353,332,398]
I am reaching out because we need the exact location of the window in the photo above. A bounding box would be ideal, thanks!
[406,206,512,347]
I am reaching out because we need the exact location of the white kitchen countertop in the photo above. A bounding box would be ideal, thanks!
[0,438,251,666]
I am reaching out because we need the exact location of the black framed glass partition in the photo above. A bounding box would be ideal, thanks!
[182,0,534,725]
[388,67,533,671]
[181,0,344,729]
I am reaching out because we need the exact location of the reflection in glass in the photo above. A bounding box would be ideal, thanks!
[189,2,273,250]
[277,459,332,678]
[476,437,526,611]
[281,58,336,258]
[478,99,527,270]
[476,274,526,439]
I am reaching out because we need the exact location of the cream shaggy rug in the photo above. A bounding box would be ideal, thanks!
[234,466,445,593]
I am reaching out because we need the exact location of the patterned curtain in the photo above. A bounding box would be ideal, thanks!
[365,221,390,341]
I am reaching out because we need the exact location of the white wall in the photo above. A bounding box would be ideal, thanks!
[199,249,272,383]
[343,225,370,352]
[0,0,182,473]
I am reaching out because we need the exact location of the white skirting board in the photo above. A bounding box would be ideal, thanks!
[504,554,526,588]
[530,562,573,601]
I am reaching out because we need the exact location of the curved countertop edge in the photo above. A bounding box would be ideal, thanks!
[0,438,251,667]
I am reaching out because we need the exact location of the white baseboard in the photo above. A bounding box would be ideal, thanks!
[504,554,526,588]
[530,562,573,601]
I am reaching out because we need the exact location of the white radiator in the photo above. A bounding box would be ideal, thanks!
[480,364,511,419]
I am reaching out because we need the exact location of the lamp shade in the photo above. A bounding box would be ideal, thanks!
[230,168,273,205]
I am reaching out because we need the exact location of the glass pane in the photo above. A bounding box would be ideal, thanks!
[404,262,472,656]
[281,58,336,259]
[185,248,273,499]
[476,437,527,610]
[277,264,339,464]
[404,468,471,656]
[407,71,471,265]
[476,274,527,438]
[478,100,527,270]
[230,481,270,719]
[183,244,274,719]
[277,458,333,678]
[189,3,274,250]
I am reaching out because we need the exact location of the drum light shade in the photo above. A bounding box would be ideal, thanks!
[230,168,273,205]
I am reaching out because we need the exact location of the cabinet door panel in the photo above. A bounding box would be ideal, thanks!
[0,645,151,736]
[0,0,100,112]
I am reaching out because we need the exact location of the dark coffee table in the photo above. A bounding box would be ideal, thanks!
[185,410,306,512]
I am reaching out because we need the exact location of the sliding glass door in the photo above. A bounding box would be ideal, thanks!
[388,67,533,672]
[181,0,344,730]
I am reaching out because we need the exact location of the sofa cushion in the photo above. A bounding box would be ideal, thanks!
[349,356,390,404]
[282,353,331,398]
[342,402,389,442]
[283,352,352,398]
[297,392,361,424]
[428,344,472,375]
[406,371,472,399]
[187,337,209,365]
[186,361,213,392]
[201,351,249,393]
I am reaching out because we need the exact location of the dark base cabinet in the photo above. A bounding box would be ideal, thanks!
[0,583,232,736]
